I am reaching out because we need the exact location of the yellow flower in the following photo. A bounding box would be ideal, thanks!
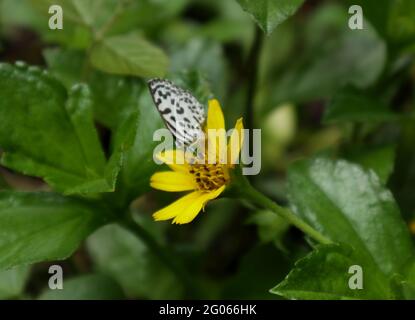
[150,99,244,224]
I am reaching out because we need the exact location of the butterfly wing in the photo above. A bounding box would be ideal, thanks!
[148,79,206,148]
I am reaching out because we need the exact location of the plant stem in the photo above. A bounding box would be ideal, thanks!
[235,174,332,245]
[119,214,200,298]
[245,26,264,131]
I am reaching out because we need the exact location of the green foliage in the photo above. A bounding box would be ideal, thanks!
[0,63,123,195]
[388,0,415,42]
[324,87,397,124]
[265,4,387,112]
[235,0,305,34]
[0,0,414,301]
[288,158,414,276]
[276,157,415,299]
[222,244,290,299]
[0,192,109,270]
[0,266,31,299]
[272,244,391,299]
[90,33,169,78]
[248,210,289,251]
[346,145,396,185]
[38,274,125,300]
[87,223,183,299]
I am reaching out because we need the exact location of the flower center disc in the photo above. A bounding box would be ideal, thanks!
[190,164,227,191]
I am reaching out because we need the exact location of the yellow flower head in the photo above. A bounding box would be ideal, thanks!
[150,99,244,224]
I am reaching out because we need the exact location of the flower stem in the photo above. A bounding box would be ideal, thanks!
[234,174,332,245]
[245,26,263,131]
[119,214,200,298]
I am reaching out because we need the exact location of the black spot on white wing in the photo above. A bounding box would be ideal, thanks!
[159,108,171,115]
[166,122,190,145]
[148,78,207,147]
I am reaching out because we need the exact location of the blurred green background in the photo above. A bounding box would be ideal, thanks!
[0,0,414,300]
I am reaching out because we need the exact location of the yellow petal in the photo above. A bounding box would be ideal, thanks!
[153,192,202,221]
[207,99,226,163]
[173,185,226,224]
[207,99,225,131]
[227,118,244,167]
[150,171,196,192]
[155,149,195,173]
[152,185,226,224]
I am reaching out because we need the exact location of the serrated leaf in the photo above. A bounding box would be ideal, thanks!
[0,192,109,270]
[44,48,173,201]
[272,244,392,299]
[43,48,145,129]
[114,91,164,203]
[235,0,305,34]
[287,158,415,279]
[90,33,169,78]
[38,273,125,300]
[0,63,122,195]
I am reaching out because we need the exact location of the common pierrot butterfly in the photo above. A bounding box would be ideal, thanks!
[148,78,207,152]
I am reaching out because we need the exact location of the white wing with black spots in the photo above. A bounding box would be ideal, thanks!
[148,78,206,148]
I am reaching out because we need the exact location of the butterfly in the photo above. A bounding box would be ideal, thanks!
[148,78,206,152]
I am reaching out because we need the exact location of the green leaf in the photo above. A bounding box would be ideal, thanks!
[272,244,391,299]
[38,273,125,300]
[0,266,31,299]
[0,191,109,270]
[323,88,397,124]
[90,76,144,130]
[90,33,169,78]
[115,90,167,202]
[43,48,145,129]
[266,4,386,112]
[44,49,167,200]
[2,0,92,49]
[248,210,289,251]
[87,223,183,299]
[222,244,291,299]
[346,145,395,185]
[0,63,122,195]
[287,158,415,282]
[235,0,305,34]
[111,0,188,33]
[28,0,95,48]
[170,39,227,100]
[343,0,391,39]
[388,0,415,42]
[398,262,415,299]
[29,0,118,29]
[42,49,85,89]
